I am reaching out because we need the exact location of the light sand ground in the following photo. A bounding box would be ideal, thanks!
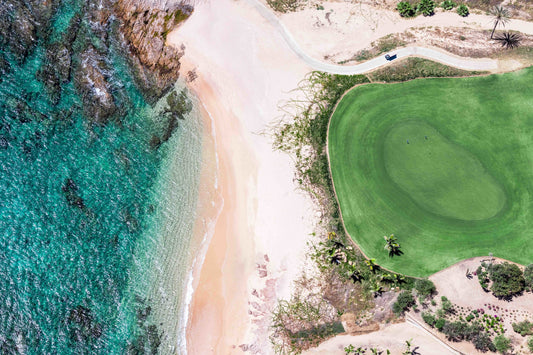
[274,1,533,64]
[168,0,314,352]
[302,322,458,354]
[167,0,533,354]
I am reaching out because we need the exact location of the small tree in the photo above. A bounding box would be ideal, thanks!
[397,1,416,17]
[493,334,511,354]
[489,262,525,298]
[441,0,456,10]
[422,312,436,327]
[456,4,469,16]
[417,0,436,15]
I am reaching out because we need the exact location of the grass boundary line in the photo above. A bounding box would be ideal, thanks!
[323,69,525,279]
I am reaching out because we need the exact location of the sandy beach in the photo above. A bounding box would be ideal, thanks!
[167,0,533,353]
[168,0,315,352]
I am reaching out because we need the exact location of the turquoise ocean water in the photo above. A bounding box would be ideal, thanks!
[0,0,204,353]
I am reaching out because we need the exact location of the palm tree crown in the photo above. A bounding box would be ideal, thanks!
[490,6,510,39]
[495,31,521,49]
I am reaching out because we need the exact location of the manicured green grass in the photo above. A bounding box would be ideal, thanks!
[328,67,533,277]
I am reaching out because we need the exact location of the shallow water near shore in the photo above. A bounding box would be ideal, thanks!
[0,0,205,352]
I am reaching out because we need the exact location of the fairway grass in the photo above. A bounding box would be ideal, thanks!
[328,68,533,277]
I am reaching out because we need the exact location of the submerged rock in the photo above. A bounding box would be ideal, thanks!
[0,0,56,63]
[74,46,117,125]
[115,0,193,102]
[67,305,103,343]
[62,178,85,209]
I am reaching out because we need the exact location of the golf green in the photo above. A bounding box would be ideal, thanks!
[328,67,533,277]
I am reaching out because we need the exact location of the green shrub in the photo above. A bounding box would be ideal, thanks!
[474,333,496,352]
[493,334,511,354]
[489,262,525,298]
[466,314,474,322]
[512,320,533,336]
[457,4,469,16]
[441,0,456,9]
[417,0,436,15]
[396,1,416,17]
[415,279,436,297]
[528,336,533,352]
[267,0,301,12]
[442,321,468,341]
[441,296,454,313]
[435,318,446,331]
[524,264,533,290]
[393,291,415,315]
[422,312,436,327]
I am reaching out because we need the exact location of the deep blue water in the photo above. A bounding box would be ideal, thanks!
[0,0,197,353]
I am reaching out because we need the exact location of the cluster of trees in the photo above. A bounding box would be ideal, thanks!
[392,279,436,315]
[396,0,468,18]
[422,312,498,352]
[477,261,533,298]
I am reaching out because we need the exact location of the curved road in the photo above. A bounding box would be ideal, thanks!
[245,0,498,73]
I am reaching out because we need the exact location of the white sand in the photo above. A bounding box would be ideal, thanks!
[168,0,315,352]
[166,0,533,353]
[276,1,533,64]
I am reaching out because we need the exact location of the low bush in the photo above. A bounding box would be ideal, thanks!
[493,334,511,354]
[435,318,446,331]
[393,291,415,315]
[441,0,456,9]
[396,1,416,17]
[512,320,533,336]
[457,4,469,16]
[422,312,436,327]
[267,0,301,12]
[417,0,436,15]
[528,336,533,353]
[474,333,496,352]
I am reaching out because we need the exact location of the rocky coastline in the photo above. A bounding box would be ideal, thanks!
[0,0,192,124]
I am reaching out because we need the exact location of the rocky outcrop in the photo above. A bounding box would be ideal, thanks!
[115,0,193,103]
[0,0,56,63]
[74,46,117,125]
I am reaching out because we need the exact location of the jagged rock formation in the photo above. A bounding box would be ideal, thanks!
[74,46,118,125]
[115,0,193,102]
[0,0,56,63]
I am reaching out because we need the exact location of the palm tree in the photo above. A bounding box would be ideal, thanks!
[384,234,402,257]
[490,6,510,39]
[369,279,384,297]
[365,258,379,272]
[495,31,521,49]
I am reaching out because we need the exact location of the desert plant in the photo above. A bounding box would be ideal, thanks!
[456,4,469,16]
[495,32,522,49]
[267,0,301,13]
[441,0,456,10]
[474,333,496,352]
[512,320,533,336]
[493,334,511,354]
[490,6,510,39]
[435,318,446,331]
[397,1,416,17]
[417,0,436,15]
[528,336,533,353]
